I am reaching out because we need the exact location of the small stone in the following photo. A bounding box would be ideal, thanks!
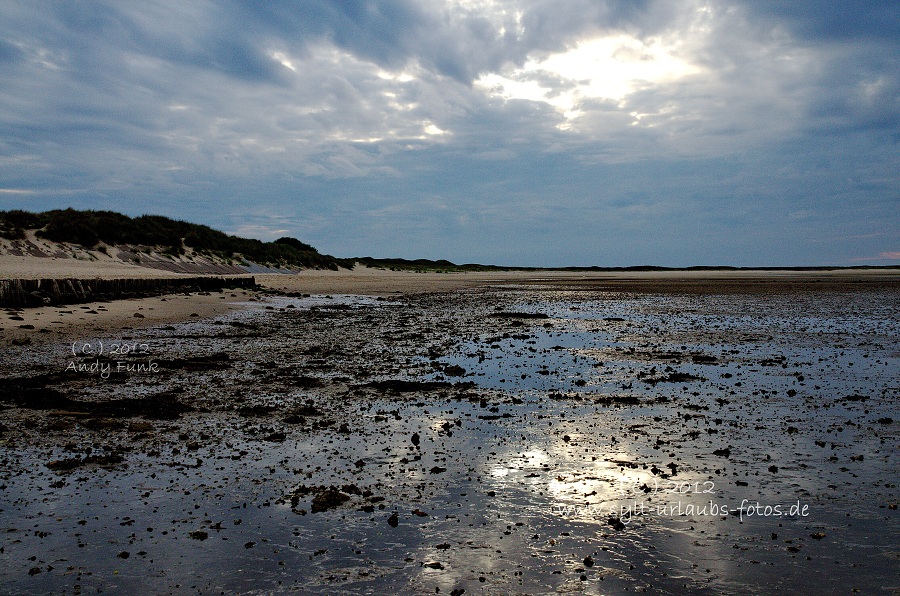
[608,517,626,531]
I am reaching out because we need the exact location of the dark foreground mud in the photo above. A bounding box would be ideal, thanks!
[0,283,898,594]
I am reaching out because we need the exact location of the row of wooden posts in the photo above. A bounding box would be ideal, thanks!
[0,276,257,308]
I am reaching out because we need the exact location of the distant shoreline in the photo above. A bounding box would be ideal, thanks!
[3,249,899,281]
[3,266,898,347]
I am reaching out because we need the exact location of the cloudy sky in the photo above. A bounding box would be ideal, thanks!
[0,1,897,266]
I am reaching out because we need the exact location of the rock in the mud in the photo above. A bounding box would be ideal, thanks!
[691,354,718,363]
[388,512,399,527]
[443,364,466,376]
[311,488,351,513]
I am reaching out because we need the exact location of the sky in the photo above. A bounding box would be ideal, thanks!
[0,1,897,267]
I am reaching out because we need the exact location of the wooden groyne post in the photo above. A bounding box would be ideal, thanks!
[0,276,257,308]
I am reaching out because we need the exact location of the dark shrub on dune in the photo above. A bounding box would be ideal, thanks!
[0,208,350,270]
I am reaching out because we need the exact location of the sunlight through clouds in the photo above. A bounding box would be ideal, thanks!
[270,51,297,72]
[475,33,703,128]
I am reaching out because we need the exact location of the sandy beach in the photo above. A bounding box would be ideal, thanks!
[3,263,899,347]
[0,290,255,346]
[0,265,551,346]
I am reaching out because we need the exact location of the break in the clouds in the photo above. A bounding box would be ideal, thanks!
[0,1,897,266]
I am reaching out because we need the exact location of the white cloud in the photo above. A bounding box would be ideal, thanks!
[227,224,290,240]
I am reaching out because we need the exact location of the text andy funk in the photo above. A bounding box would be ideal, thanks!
[66,340,159,379]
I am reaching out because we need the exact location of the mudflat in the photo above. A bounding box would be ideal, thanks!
[0,271,898,594]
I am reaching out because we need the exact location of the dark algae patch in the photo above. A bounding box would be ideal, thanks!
[0,375,194,419]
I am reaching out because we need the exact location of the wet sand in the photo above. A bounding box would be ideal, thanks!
[0,290,257,347]
[0,272,898,594]
[257,266,900,296]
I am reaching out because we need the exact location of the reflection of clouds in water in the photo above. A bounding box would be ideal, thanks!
[4,286,897,594]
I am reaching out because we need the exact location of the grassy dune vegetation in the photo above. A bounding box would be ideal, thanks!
[0,209,351,270]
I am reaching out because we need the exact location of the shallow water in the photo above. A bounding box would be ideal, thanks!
[1,285,898,594]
